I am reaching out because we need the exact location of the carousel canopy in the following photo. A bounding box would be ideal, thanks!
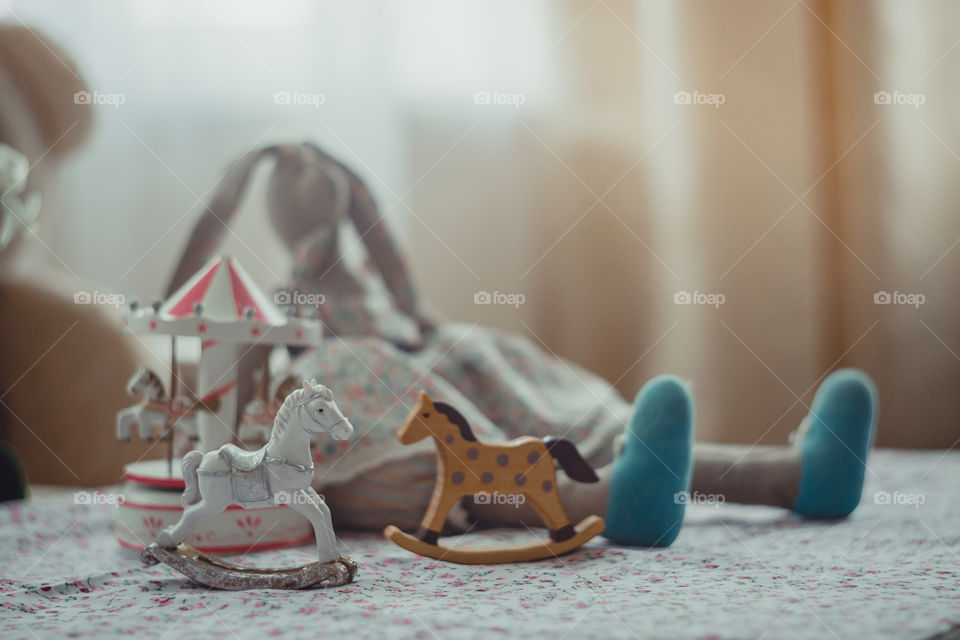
[123,255,321,345]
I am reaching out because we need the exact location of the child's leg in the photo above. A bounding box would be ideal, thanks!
[691,443,802,508]
[692,368,876,517]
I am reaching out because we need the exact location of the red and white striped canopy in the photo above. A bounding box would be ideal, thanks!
[163,256,283,325]
[123,256,321,345]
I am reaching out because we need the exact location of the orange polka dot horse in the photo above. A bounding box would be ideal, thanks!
[384,391,606,564]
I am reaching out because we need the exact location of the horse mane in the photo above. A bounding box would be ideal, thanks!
[144,368,165,396]
[268,387,302,444]
[433,402,477,442]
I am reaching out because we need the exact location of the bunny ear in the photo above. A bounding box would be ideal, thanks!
[165,146,279,296]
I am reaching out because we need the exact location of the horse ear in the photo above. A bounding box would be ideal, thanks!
[302,379,313,393]
[418,390,432,406]
[321,386,333,401]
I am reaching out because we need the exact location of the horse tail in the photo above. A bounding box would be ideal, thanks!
[180,451,204,506]
[544,437,599,483]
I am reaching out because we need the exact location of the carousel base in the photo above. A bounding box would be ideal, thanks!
[117,460,314,553]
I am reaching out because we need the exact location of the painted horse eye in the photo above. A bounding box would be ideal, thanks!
[422,412,430,418]
[318,408,324,413]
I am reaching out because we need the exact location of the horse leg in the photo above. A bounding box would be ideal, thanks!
[138,409,156,441]
[525,488,576,542]
[116,408,134,441]
[289,488,339,564]
[416,488,461,545]
[157,496,225,547]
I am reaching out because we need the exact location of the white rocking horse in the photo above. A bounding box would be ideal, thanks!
[116,367,198,442]
[156,379,353,565]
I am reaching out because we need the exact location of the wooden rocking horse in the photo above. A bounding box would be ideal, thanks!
[384,391,606,564]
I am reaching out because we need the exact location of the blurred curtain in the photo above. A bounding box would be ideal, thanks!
[406,0,960,448]
[11,0,959,447]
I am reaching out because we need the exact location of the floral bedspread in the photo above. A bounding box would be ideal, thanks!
[2,449,958,639]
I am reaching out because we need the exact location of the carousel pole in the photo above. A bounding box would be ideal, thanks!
[166,335,178,477]
[195,302,241,451]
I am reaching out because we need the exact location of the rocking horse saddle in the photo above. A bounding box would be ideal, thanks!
[218,444,266,472]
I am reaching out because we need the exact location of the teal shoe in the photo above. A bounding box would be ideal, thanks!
[604,375,694,547]
[793,368,877,519]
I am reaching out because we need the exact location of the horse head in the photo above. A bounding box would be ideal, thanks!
[295,379,353,441]
[398,391,477,445]
[126,366,164,399]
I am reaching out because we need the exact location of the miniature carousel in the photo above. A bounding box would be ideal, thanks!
[114,255,323,553]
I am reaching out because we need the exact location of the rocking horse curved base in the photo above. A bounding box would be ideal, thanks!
[141,543,357,590]
[384,515,605,565]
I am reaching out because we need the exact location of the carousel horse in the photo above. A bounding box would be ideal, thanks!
[157,379,353,564]
[116,367,221,443]
[116,367,193,441]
